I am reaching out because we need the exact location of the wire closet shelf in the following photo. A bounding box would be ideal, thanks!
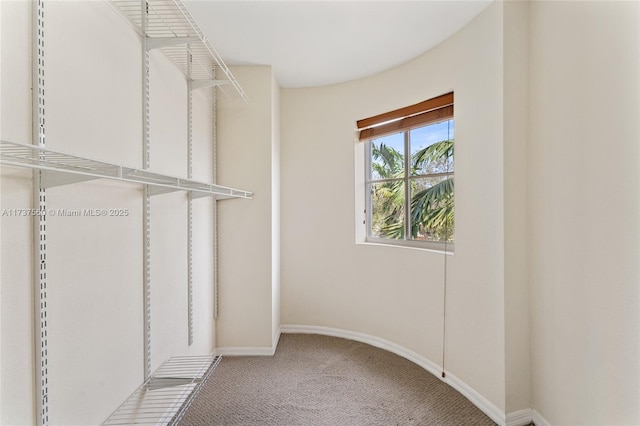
[0,140,252,199]
[108,0,248,102]
[102,355,221,425]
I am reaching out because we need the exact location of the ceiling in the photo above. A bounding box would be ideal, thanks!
[184,1,492,88]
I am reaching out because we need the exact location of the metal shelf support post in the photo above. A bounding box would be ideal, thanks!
[187,48,194,346]
[32,1,49,424]
[142,0,152,381]
[212,69,219,319]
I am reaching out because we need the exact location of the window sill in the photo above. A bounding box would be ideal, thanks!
[358,238,454,255]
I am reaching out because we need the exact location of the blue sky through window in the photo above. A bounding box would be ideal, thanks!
[410,120,454,154]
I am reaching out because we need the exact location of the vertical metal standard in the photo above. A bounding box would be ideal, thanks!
[32,1,49,424]
[211,70,219,320]
[186,49,194,345]
[142,0,152,381]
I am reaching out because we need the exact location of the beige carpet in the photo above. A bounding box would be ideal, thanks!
[180,334,497,425]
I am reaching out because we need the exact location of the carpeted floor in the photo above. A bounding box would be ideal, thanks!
[180,334,497,425]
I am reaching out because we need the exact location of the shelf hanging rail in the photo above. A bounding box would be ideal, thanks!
[107,0,248,102]
[0,140,252,199]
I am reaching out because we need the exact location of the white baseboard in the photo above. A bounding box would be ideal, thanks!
[215,327,282,357]
[506,408,533,426]
[532,409,551,426]
[281,324,507,426]
[442,369,506,425]
[215,346,276,356]
[273,327,282,351]
[281,324,442,378]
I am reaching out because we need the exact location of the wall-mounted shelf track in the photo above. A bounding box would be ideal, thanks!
[107,0,248,102]
[102,355,221,425]
[0,140,252,200]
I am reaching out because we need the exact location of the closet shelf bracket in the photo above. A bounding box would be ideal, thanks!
[190,79,230,91]
[148,185,182,197]
[146,36,199,51]
[41,171,101,188]
[190,191,216,200]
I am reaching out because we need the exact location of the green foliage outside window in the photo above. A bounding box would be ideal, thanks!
[369,135,454,243]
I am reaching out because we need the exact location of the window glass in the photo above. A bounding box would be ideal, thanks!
[410,120,454,176]
[370,132,404,180]
[366,119,454,249]
[369,181,405,239]
[409,175,454,242]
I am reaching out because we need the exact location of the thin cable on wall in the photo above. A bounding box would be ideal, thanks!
[441,119,452,379]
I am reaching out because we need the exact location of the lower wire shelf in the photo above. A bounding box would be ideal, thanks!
[102,355,221,425]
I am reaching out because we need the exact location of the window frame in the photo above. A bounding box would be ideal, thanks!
[364,118,455,253]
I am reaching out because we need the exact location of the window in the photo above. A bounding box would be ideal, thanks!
[357,93,454,251]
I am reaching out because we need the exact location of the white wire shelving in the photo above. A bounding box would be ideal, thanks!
[102,355,221,425]
[107,0,248,102]
[12,1,247,424]
[0,140,252,200]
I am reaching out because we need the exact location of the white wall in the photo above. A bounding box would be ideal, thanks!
[0,2,218,424]
[271,72,282,343]
[216,66,280,353]
[191,87,216,352]
[281,1,507,413]
[503,0,530,415]
[0,2,35,424]
[148,48,188,371]
[4,1,638,425]
[529,1,640,424]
